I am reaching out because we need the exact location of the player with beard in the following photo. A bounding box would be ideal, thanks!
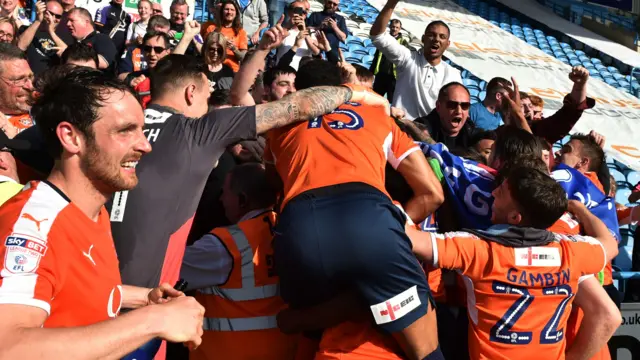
[0,66,207,358]
[370,0,461,120]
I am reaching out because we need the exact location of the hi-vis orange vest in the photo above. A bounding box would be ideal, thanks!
[191,211,298,360]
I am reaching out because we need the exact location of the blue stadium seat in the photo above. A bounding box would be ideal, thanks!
[479,90,486,101]
[627,171,640,185]
[361,55,374,65]
[607,66,620,73]
[591,58,602,65]
[348,44,368,55]
[463,78,480,90]
[595,64,607,72]
[582,62,595,69]
[613,73,626,81]
[469,88,481,98]
[600,71,613,79]
[616,188,632,205]
[368,47,376,56]
[346,55,364,63]
[605,78,619,86]
[611,168,626,183]
[587,68,599,77]
[618,80,630,88]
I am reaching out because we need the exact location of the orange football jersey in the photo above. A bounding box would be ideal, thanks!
[0,181,122,327]
[430,231,606,360]
[264,98,418,208]
[7,113,34,132]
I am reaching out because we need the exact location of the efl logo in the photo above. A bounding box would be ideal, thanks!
[371,286,421,325]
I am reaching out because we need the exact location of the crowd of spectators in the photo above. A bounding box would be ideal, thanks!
[0,0,638,359]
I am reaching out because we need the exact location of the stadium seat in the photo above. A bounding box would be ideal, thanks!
[463,78,480,90]
[348,44,368,55]
[611,168,626,183]
[627,171,640,185]
[616,188,632,205]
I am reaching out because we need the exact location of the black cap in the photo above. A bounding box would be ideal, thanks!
[11,126,54,176]
[0,129,31,151]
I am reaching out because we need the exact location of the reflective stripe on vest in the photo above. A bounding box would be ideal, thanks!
[203,225,279,301]
[202,315,278,331]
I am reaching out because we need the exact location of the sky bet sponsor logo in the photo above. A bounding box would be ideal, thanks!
[5,236,47,255]
[4,235,47,274]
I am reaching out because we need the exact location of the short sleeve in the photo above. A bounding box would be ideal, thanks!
[0,229,62,314]
[94,6,106,26]
[386,119,419,169]
[237,29,248,50]
[564,234,607,277]
[338,17,348,38]
[92,35,117,68]
[431,231,491,278]
[185,106,257,150]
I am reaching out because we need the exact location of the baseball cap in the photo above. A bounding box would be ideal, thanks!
[0,130,31,152]
[11,126,54,176]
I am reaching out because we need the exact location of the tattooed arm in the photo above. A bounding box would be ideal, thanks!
[255,86,352,134]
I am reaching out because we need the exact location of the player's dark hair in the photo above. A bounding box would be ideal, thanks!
[352,64,374,84]
[469,130,496,147]
[390,19,402,26]
[451,147,487,165]
[295,59,342,90]
[31,66,135,159]
[60,42,99,68]
[496,156,549,184]
[228,163,277,209]
[492,126,542,169]
[263,65,296,88]
[485,77,511,101]
[437,82,470,101]
[143,30,171,49]
[148,15,170,31]
[503,166,567,229]
[570,133,605,172]
[425,20,450,38]
[209,89,231,107]
[150,54,207,99]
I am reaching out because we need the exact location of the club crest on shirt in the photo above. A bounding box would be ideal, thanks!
[3,234,47,274]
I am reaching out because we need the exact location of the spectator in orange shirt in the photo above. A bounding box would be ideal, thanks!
[202,0,247,72]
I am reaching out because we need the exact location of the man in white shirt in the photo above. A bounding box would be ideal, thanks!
[370,0,461,120]
[275,1,321,70]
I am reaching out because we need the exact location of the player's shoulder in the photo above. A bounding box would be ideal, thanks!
[551,232,601,246]
[0,181,71,242]
[435,231,484,242]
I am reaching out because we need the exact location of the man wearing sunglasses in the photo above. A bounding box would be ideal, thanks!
[16,0,65,75]
[306,0,347,63]
[416,82,477,151]
[124,31,171,108]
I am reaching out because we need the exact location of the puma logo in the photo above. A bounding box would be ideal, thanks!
[22,214,48,231]
[83,244,96,266]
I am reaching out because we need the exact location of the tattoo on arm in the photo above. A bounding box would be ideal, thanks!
[255,86,352,134]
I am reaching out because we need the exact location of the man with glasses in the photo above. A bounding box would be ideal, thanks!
[0,43,35,135]
[468,77,512,131]
[124,31,171,108]
[151,2,164,16]
[168,0,202,54]
[416,82,477,151]
[16,0,66,75]
[306,0,347,62]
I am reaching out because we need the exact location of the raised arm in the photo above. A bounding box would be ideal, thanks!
[231,20,287,106]
[568,66,589,105]
[17,1,45,51]
[173,21,201,55]
[370,0,398,36]
[255,85,351,134]
[567,200,618,261]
